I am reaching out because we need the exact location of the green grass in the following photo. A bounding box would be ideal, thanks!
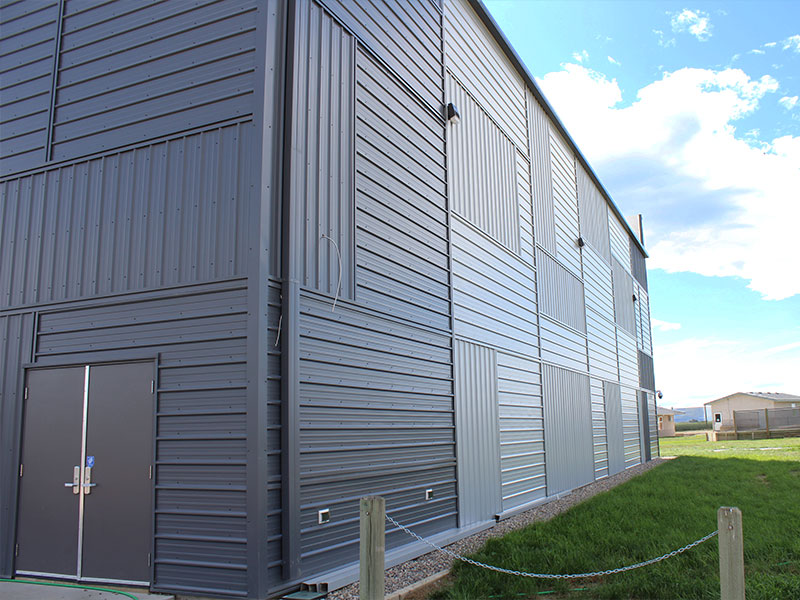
[433,437,800,599]
[675,421,711,432]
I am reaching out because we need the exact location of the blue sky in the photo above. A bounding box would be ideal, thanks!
[484,1,800,408]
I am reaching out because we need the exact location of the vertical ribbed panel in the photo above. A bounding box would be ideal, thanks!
[590,377,608,479]
[630,240,648,290]
[603,381,624,475]
[444,0,527,150]
[455,339,500,526]
[297,294,456,573]
[355,49,450,331]
[648,392,659,459]
[608,210,630,271]
[528,92,555,254]
[0,1,59,176]
[612,258,635,336]
[620,386,641,468]
[291,1,354,299]
[638,287,652,356]
[447,74,520,254]
[0,122,253,310]
[549,127,581,278]
[497,352,545,510]
[0,312,34,576]
[617,329,638,388]
[537,248,586,333]
[634,282,643,350]
[577,164,610,261]
[638,351,655,391]
[50,0,257,161]
[542,364,593,495]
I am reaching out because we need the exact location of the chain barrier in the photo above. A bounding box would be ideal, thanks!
[385,513,718,580]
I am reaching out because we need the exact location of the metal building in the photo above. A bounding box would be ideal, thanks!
[0,0,657,597]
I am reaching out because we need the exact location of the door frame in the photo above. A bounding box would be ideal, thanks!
[16,357,157,586]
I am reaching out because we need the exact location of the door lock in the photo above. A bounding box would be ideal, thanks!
[83,466,97,495]
[64,466,80,494]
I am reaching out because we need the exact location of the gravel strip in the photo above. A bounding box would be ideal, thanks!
[327,458,667,600]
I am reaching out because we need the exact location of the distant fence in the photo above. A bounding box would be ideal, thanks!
[733,406,800,435]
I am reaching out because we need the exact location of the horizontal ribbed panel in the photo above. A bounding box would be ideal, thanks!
[617,328,638,389]
[620,386,641,468]
[583,235,614,320]
[549,128,581,278]
[528,92,555,254]
[447,74,520,254]
[590,378,608,479]
[586,308,617,381]
[497,352,546,510]
[0,1,58,175]
[648,392,659,459]
[604,381,624,475]
[612,258,635,336]
[444,0,527,150]
[51,0,257,161]
[537,248,586,333]
[608,210,630,271]
[577,163,610,261]
[540,316,588,373]
[266,280,282,585]
[0,122,252,310]
[454,339,500,526]
[637,286,652,356]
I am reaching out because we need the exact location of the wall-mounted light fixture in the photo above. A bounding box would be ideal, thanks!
[577,237,585,247]
[446,102,460,124]
[632,294,637,302]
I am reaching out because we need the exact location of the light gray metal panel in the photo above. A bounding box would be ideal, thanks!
[1,122,253,310]
[612,258,636,336]
[549,127,582,278]
[355,49,450,332]
[638,287,653,356]
[297,293,456,574]
[447,74,520,254]
[0,1,58,176]
[291,1,354,299]
[542,364,593,495]
[51,0,257,161]
[451,218,538,356]
[603,381,624,475]
[34,284,249,595]
[586,309,617,381]
[454,339,500,526]
[620,386,641,468]
[634,282,643,350]
[590,377,608,479]
[577,163,610,261]
[648,392,659,458]
[323,0,443,111]
[0,312,34,577]
[638,351,655,392]
[637,391,651,462]
[536,247,586,334]
[444,0,527,150]
[630,240,648,291]
[517,150,535,264]
[528,92,556,254]
[582,245,614,322]
[540,316,588,373]
[497,352,545,510]
[617,328,638,388]
[608,210,630,271]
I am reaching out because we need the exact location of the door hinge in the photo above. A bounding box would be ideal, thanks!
[19,464,23,478]
[147,552,152,567]
[151,380,155,394]
[24,387,28,400]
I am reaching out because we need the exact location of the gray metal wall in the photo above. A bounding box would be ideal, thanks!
[648,392,659,458]
[590,377,609,479]
[630,240,648,291]
[577,164,610,261]
[537,248,586,334]
[608,210,630,271]
[527,93,556,254]
[549,128,582,278]
[638,351,655,392]
[612,258,635,336]
[621,386,641,468]
[604,381,624,475]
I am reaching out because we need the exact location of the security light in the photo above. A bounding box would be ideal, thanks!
[446,102,460,124]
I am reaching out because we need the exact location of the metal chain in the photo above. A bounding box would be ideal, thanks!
[385,513,718,580]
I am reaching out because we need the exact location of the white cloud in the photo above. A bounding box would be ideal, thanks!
[779,95,799,110]
[572,50,589,63]
[652,319,682,331]
[748,48,765,55]
[783,34,800,52]
[764,41,777,48]
[653,29,676,48]
[671,9,713,41]
[538,63,800,300]
[608,55,621,66]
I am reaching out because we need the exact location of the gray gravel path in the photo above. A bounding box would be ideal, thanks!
[327,458,667,600]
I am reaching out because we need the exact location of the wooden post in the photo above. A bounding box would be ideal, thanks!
[360,496,385,600]
[718,506,745,600]
[764,409,770,438]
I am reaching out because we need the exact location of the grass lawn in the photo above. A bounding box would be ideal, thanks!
[433,436,800,599]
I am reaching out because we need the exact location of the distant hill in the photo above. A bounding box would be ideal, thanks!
[673,407,706,422]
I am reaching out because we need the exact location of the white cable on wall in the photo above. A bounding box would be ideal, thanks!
[320,233,342,312]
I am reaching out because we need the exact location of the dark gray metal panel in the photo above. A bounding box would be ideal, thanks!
[454,339,500,526]
[638,286,653,356]
[50,0,257,162]
[0,1,59,176]
[265,280,283,589]
[355,48,450,332]
[527,93,556,254]
[549,127,581,278]
[0,312,34,577]
[0,122,253,310]
[542,364,593,495]
[612,257,635,337]
[603,381,624,475]
[323,0,443,112]
[630,239,648,291]
[577,163,610,261]
[637,391,651,463]
[590,377,608,479]
[297,292,456,576]
[537,247,586,334]
[638,351,655,391]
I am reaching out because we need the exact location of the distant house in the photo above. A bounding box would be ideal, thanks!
[704,392,800,431]
[656,407,682,437]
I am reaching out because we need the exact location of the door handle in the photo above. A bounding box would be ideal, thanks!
[64,466,80,494]
[83,466,96,495]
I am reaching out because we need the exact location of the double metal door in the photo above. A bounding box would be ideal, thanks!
[16,362,154,584]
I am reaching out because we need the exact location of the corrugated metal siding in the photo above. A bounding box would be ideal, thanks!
[638,287,652,356]
[34,284,250,595]
[630,240,648,291]
[608,210,630,271]
[638,391,651,462]
[297,293,456,573]
[447,74,519,253]
[517,150,534,264]
[452,218,538,355]
[323,0,442,111]
[590,377,608,479]
[497,352,545,510]
[542,364,593,495]
[355,49,450,331]
[266,280,282,586]
[444,0,526,150]
[291,2,354,299]
[634,282,643,350]
[612,258,635,336]
[638,351,655,392]
[617,329,638,389]
[620,386,641,468]
[540,316,588,373]
[51,0,257,162]
[454,339,500,525]
[577,164,610,261]
[648,392,659,459]
[549,128,581,278]
[0,122,253,310]
[0,1,59,176]
[603,381,624,475]
[583,245,614,322]
[0,312,34,577]
[527,92,555,254]
[537,248,586,333]
[586,309,617,382]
